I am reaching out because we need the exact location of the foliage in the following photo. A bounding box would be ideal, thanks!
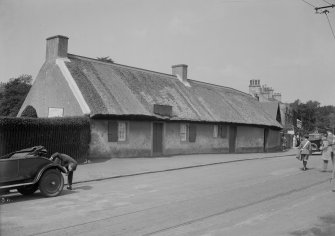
[0,116,91,128]
[96,56,114,63]
[0,116,91,161]
[20,105,38,118]
[0,75,32,117]
[0,82,5,101]
[291,99,335,134]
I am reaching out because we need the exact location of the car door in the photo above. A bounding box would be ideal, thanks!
[19,157,51,180]
[0,159,20,183]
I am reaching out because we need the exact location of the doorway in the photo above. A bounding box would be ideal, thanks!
[264,128,269,152]
[229,126,237,153]
[153,123,163,155]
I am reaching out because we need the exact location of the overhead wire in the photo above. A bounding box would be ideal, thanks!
[300,0,316,8]
[320,0,332,5]
[315,0,335,41]
[301,0,335,41]
[324,12,335,40]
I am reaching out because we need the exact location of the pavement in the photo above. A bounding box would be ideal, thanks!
[72,148,297,185]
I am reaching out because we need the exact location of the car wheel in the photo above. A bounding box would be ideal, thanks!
[17,184,38,195]
[39,169,64,197]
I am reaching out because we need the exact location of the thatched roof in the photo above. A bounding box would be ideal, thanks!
[261,101,280,119]
[65,54,282,128]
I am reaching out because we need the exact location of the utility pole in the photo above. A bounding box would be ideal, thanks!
[315,4,335,13]
[313,3,335,40]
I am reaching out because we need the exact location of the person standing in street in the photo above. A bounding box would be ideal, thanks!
[293,135,297,148]
[50,152,78,190]
[328,132,335,191]
[332,160,335,192]
[296,134,301,147]
[299,135,312,171]
[282,135,287,151]
[320,133,332,172]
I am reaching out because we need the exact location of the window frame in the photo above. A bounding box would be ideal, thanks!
[180,123,196,143]
[213,124,218,138]
[188,123,196,143]
[180,123,189,142]
[219,125,228,139]
[108,120,128,142]
[118,121,127,142]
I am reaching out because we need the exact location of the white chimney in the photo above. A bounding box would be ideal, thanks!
[268,87,274,98]
[46,35,69,61]
[172,64,190,86]
[273,93,282,102]
[249,79,261,96]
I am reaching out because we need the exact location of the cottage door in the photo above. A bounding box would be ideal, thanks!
[153,123,163,156]
[264,128,269,152]
[229,126,237,153]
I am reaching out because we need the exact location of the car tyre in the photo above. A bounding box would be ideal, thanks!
[17,184,38,195]
[39,169,64,197]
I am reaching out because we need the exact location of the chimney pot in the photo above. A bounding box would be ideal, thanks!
[172,64,189,85]
[249,79,261,95]
[46,35,69,61]
[273,92,282,102]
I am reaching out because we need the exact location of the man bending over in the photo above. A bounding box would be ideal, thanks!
[50,152,78,190]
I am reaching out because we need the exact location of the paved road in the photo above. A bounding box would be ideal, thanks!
[1,154,335,236]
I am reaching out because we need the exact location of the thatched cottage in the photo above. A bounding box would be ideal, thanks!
[19,36,282,158]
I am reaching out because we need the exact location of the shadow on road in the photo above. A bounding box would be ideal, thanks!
[290,214,335,236]
[73,185,92,190]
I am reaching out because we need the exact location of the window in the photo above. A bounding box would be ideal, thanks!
[118,122,127,141]
[180,124,188,141]
[108,121,127,142]
[213,125,218,138]
[214,124,228,139]
[219,125,228,139]
[180,123,196,142]
[189,124,196,142]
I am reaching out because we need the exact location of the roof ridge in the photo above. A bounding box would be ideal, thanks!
[189,79,254,98]
[68,54,255,99]
[261,100,279,104]
[67,53,176,78]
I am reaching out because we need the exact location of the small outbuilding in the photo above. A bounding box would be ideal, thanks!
[19,36,282,158]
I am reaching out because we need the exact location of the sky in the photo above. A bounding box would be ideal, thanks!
[0,0,334,106]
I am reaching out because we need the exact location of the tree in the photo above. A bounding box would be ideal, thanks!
[0,82,5,101]
[327,113,335,133]
[303,101,320,132]
[316,105,335,132]
[20,105,38,118]
[96,56,114,63]
[0,75,32,117]
[290,99,335,134]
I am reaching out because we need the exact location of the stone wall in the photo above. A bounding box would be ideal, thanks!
[164,122,229,155]
[236,126,264,153]
[89,120,152,158]
[267,128,281,152]
[89,120,281,158]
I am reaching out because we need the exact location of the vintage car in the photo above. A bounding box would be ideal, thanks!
[309,133,322,154]
[0,146,67,197]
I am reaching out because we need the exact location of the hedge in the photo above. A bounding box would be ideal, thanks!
[20,105,38,118]
[0,116,91,162]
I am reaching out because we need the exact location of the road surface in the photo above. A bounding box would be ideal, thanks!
[1,154,335,236]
